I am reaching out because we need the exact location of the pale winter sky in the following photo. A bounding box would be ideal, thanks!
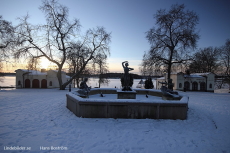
[1,0,230,73]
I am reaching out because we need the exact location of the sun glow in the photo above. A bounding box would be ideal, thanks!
[40,57,51,69]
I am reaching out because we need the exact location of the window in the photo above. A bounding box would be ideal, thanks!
[179,83,182,88]
[18,80,21,85]
[49,81,52,86]
[209,83,212,88]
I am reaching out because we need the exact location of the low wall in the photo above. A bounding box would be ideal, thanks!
[66,88,188,120]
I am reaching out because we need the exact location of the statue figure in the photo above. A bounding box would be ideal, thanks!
[167,79,174,90]
[159,79,178,98]
[121,61,134,91]
[77,78,91,97]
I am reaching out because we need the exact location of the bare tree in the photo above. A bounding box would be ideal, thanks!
[189,47,221,73]
[13,0,111,90]
[93,53,109,88]
[0,16,15,51]
[14,0,81,89]
[220,39,230,88]
[141,4,199,88]
[62,26,111,89]
[0,16,15,81]
[67,42,93,88]
[26,57,42,71]
[140,53,161,76]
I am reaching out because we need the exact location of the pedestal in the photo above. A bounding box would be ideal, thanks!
[117,90,136,99]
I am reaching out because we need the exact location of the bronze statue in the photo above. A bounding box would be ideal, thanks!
[77,78,91,97]
[159,79,178,98]
[122,61,134,91]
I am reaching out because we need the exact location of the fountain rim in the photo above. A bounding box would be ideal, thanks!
[69,88,188,104]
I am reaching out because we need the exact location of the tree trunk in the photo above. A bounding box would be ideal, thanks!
[61,64,86,89]
[167,50,173,81]
[73,78,75,88]
[167,48,173,90]
[167,63,172,81]
[57,68,63,90]
[76,78,80,88]
[99,77,101,88]
[61,55,94,90]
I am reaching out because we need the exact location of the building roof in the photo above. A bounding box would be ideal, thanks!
[184,74,204,78]
[191,72,214,76]
[16,69,67,74]
[156,77,165,80]
[16,69,47,75]
[50,70,66,73]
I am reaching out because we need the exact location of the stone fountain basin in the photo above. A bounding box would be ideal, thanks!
[66,88,189,120]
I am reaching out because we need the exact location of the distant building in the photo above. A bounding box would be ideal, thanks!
[156,72,215,92]
[15,69,71,89]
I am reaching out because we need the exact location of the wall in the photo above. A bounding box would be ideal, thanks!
[206,73,215,91]
[66,89,188,120]
[15,70,47,88]
[15,69,70,89]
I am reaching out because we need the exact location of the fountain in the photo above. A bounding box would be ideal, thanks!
[66,61,188,119]
[117,61,136,99]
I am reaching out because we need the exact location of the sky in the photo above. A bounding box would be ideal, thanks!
[1,0,230,74]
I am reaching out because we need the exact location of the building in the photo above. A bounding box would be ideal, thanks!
[156,72,215,92]
[15,69,71,89]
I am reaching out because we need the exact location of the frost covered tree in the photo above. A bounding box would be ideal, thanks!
[141,4,199,88]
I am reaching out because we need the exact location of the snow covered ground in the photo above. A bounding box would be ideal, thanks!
[0,89,230,153]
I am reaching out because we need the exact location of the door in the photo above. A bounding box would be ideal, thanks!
[200,82,206,91]
[184,81,190,91]
[192,82,198,91]
[41,79,47,88]
[32,79,39,88]
[25,79,30,88]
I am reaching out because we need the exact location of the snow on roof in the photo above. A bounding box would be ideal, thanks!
[16,69,68,75]
[18,69,47,75]
[170,72,179,74]
[191,72,213,76]
[49,70,66,73]
[184,74,204,78]
[156,77,165,80]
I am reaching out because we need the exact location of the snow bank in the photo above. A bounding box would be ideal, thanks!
[214,89,230,93]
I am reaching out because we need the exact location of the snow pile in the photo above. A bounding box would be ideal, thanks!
[0,89,230,152]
